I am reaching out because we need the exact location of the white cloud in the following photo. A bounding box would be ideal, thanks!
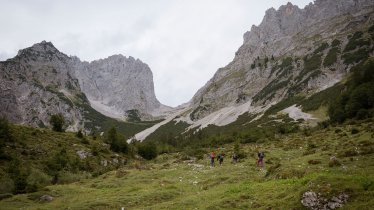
[0,0,312,107]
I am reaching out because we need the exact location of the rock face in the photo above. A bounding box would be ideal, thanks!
[188,0,374,122]
[71,55,167,120]
[0,41,166,129]
[0,41,84,129]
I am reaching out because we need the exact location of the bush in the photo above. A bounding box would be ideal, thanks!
[308,159,322,165]
[0,117,12,142]
[106,127,129,154]
[56,171,91,184]
[26,169,51,192]
[49,114,65,132]
[47,148,70,172]
[138,142,158,160]
[323,46,340,67]
[328,60,374,123]
[329,156,342,167]
[0,176,15,194]
[76,130,84,138]
[351,128,359,134]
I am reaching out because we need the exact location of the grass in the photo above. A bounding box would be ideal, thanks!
[1,120,374,209]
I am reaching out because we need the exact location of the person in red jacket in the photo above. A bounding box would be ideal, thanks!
[210,152,215,167]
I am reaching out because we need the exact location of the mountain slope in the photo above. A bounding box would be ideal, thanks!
[131,0,374,141]
[0,41,166,134]
[189,0,374,123]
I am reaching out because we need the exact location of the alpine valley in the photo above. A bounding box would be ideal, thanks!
[1,0,374,209]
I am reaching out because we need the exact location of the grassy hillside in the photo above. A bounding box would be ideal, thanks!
[0,119,373,209]
[0,121,137,197]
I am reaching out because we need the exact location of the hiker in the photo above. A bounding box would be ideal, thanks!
[257,151,265,167]
[232,152,238,164]
[217,153,224,165]
[210,152,215,167]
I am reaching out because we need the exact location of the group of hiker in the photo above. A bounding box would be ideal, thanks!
[209,151,265,167]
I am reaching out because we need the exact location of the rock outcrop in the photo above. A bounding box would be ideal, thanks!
[0,41,84,130]
[71,54,168,120]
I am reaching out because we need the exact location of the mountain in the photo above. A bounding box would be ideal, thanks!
[71,54,171,121]
[189,0,374,122]
[0,41,166,132]
[0,41,84,130]
[133,0,374,141]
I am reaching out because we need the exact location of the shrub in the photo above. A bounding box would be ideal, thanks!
[351,128,359,134]
[56,171,91,184]
[276,169,305,179]
[0,176,15,194]
[49,114,65,132]
[47,148,70,172]
[344,31,370,52]
[106,127,129,154]
[361,179,373,191]
[313,42,329,54]
[323,46,340,67]
[308,159,322,165]
[328,157,341,167]
[0,193,13,200]
[76,130,84,138]
[0,117,12,142]
[137,142,158,160]
[26,169,51,192]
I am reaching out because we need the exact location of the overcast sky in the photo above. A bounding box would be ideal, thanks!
[0,0,313,107]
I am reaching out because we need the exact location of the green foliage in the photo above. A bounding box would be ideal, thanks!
[277,124,299,134]
[77,100,159,139]
[279,57,293,69]
[265,96,304,115]
[328,60,374,123]
[252,80,288,103]
[0,117,11,141]
[302,53,322,75]
[47,148,71,172]
[313,42,329,54]
[125,109,141,122]
[7,158,28,194]
[76,130,84,138]
[351,128,359,134]
[106,127,129,154]
[56,171,91,184]
[331,39,341,47]
[323,46,340,67]
[0,176,15,194]
[137,141,158,160]
[26,169,51,192]
[298,83,343,111]
[251,63,256,69]
[49,114,65,132]
[342,47,370,65]
[344,31,370,52]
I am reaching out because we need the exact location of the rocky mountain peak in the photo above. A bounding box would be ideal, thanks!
[17,40,61,57]
[186,0,374,125]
